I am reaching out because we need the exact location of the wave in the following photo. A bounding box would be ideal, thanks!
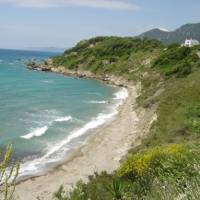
[18,108,118,178]
[42,80,54,84]
[87,92,101,96]
[18,88,129,179]
[21,115,72,140]
[114,88,128,100]
[21,126,48,140]
[87,88,128,105]
[88,100,107,104]
[54,116,72,122]
[42,110,118,160]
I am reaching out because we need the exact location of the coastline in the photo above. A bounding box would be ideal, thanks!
[27,60,129,87]
[14,65,157,200]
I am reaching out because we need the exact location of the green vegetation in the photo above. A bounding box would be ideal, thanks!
[54,144,200,200]
[140,45,200,148]
[51,37,200,199]
[153,46,199,78]
[0,145,19,200]
[52,36,163,77]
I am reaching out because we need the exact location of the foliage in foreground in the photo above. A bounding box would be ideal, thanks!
[54,144,200,200]
[0,145,19,200]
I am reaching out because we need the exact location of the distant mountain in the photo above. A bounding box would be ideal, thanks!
[26,47,66,53]
[139,23,200,45]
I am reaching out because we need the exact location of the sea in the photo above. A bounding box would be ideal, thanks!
[0,49,128,179]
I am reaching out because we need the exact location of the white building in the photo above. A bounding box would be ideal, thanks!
[183,39,199,47]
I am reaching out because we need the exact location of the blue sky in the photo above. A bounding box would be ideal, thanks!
[0,0,200,49]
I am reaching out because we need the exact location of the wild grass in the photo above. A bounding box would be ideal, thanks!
[0,145,20,200]
[54,144,200,200]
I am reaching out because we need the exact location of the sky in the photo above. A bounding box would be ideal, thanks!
[0,0,200,49]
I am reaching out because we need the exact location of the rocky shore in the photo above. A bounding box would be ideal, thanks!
[26,59,128,87]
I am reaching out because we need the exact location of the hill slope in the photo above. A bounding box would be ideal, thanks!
[34,37,200,199]
[51,36,163,80]
[139,23,200,44]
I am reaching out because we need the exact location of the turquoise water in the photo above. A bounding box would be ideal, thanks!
[0,49,127,178]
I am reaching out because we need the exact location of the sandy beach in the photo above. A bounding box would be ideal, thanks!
[14,83,156,200]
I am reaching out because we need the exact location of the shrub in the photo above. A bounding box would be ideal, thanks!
[165,61,192,78]
[153,46,199,78]
[53,144,200,200]
[52,37,163,75]
[104,178,124,200]
[117,144,199,198]
[154,47,191,67]
[117,144,195,180]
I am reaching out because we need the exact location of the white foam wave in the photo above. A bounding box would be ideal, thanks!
[18,109,118,178]
[42,111,117,160]
[18,88,129,179]
[54,116,72,122]
[87,92,101,96]
[21,115,72,140]
[42,80,54,84]
[88,100,107,104]
[21,126,48,140]
[114,88,128,100]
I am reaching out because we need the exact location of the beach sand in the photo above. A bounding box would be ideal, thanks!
[14,84,156,200]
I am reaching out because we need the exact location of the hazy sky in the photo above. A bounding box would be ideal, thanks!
[0,0,200,49]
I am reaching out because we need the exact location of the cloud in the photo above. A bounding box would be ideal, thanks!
[0,0,139,11]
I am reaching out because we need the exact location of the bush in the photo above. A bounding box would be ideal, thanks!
[153,46,199,78]
[53,144,200,200]
[118,144,197,181]
[52,37,163,75]
[117,144,199,198]
[104,178,124,200]
[154,47,191,67]
[165,61,192,78]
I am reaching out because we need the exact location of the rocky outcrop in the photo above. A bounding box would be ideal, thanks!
[26,59,129,88]
[26,60,51,72]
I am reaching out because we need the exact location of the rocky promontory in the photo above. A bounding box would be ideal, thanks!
[26,58,128,88]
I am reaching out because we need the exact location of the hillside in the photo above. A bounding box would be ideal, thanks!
[139,22,200,45]
[51,36,163,80]
[32,36,200,199]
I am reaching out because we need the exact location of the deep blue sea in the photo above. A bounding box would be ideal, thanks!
[0,49,128,178]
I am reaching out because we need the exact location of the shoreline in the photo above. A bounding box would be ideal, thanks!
[15,65,157,200]
[16,87,128,183]
[27,60,129,88]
